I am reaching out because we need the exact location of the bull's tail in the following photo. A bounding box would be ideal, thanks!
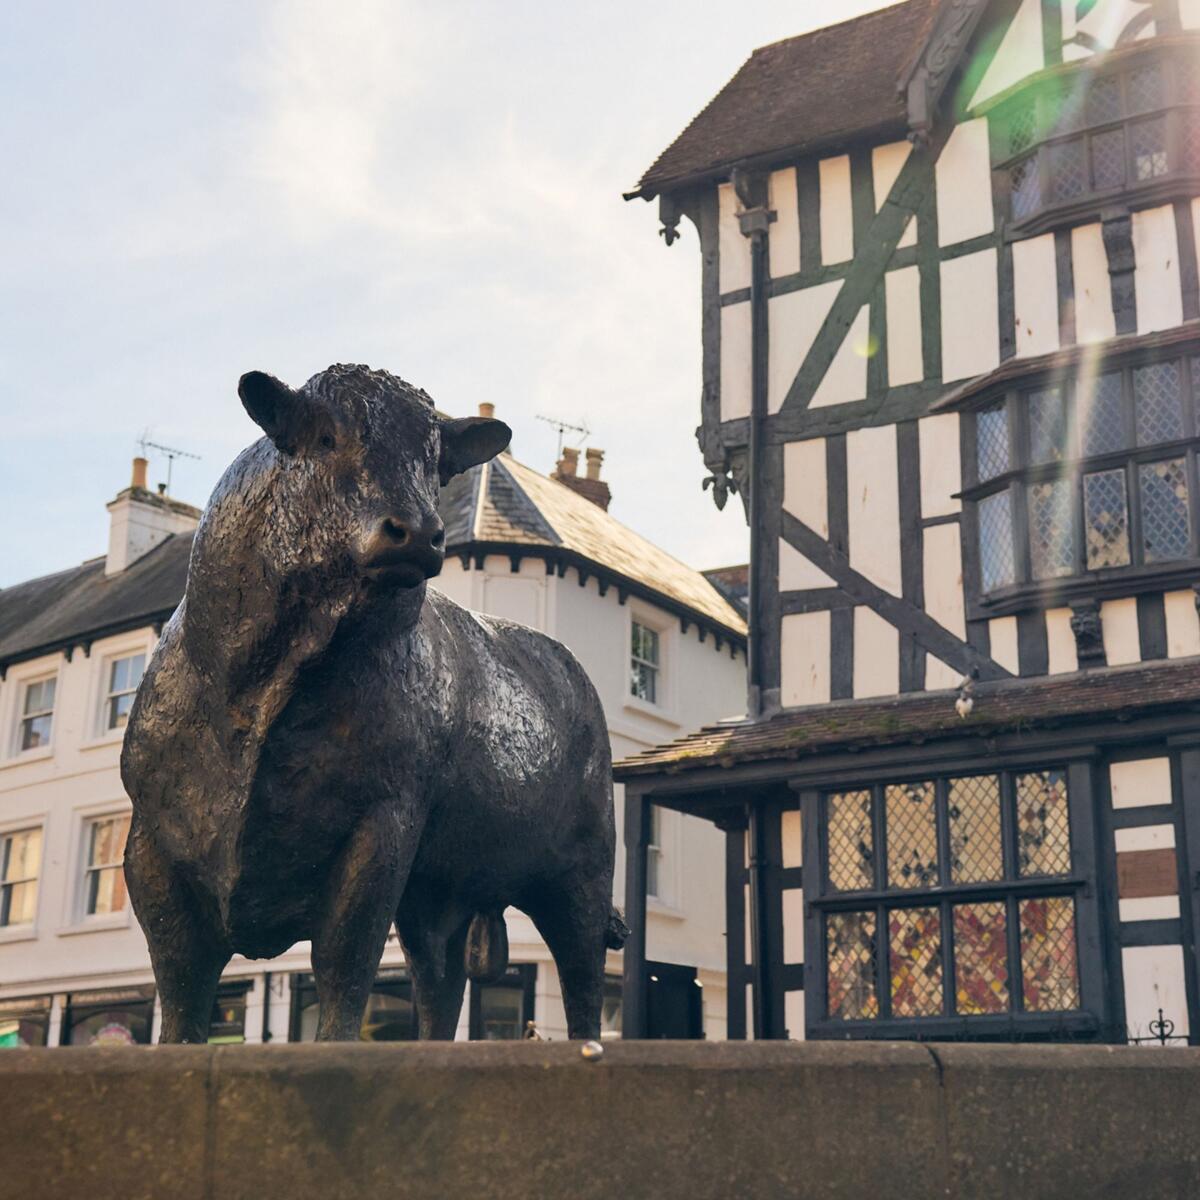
[606,905,630,950]
[464,910,510,983]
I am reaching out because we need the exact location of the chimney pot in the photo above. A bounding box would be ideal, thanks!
[478,402,495,419]
[157,482,168,495]
[131,456,148,490]
[557,447,580,477]
[585,447,604,481]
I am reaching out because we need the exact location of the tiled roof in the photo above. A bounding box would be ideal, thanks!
[614,658,1200,778]
[631,1,938,199]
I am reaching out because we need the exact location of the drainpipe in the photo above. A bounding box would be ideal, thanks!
[733,167,774,719]
[261,971,272,1043]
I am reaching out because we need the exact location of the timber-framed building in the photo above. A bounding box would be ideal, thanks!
[618,0,1200,1045]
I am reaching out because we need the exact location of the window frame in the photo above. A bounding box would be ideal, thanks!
[801,758,1105,1042]
[630,619,662,706]
[101,650,147,734]
[80,812,131,920]
[624,603,678,722]
[13,672,57,757]
[0,825,43,930]
[963,348,1200,619]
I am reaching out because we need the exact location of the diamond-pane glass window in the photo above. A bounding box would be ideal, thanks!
[1028,387,1067,464]
[1129,63,1165,114]
[1080,371,1126,455]
[1090,127,1126,190]
[977,403,1010,481]
[827,911,878,1020]
[979,490,1016,592]
[1020,896,1080,1012]
[1140,458,1191,562]
[1010,156,1040,220]
[948,776,1003,883]
[1016,770,1071,878]
[885,782,938,890]
[889,907,943,1019]
[1029,480,1075,579]
[1008,105,1037,155]
[1086,74,1122,125]
[1049,139,1087,201]
[1132,117,1169,180]
[954,902,1009,1015]
[826,791,873,892]
[1134,361,1184,445]
[1184,116,1200,173]
[1084,469,1131,569]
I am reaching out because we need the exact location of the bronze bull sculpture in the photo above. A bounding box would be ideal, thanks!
[122,364,626,1042]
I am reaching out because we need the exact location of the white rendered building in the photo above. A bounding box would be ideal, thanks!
[0,439,746,1046]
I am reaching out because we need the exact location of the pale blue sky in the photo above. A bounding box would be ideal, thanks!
[0,1,896,587]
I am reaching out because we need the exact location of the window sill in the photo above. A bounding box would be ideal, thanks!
[0,747,54,771]
[57,911,132,936]
[647,898,686,922]
[78,730,125,752]
[808,1010,1101,1041]
[0,924,38,944]
[623,696,681,728]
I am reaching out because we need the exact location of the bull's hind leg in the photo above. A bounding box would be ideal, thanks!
[527,877,611,1040]
[124,817,230,1043]
[394,891,472,1040]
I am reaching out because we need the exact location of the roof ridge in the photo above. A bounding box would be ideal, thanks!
[750,0,919,57]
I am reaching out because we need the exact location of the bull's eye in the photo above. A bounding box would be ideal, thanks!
[319,434,336,451]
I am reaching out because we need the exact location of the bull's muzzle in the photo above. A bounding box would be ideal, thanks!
[362,512,445,586]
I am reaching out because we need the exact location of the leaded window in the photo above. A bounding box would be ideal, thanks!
[995,53,1199,233]
[970,353,1200,595]
[815,768,1089,1032]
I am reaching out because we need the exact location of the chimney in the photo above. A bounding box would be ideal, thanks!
[551,446,611,511]
[478,402,495,419]
[105,457,202,576]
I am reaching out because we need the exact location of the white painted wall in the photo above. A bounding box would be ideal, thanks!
[819,155,854,264]
[720,301,752,422]
[770,167,801,278]
[918,414,961,518]
[935,119,994,247]
[872,140,916,247]
[1132,205,1183,334]
[781,611,831,707]
[885,267,923,387]
[1110,758,1173,809]
[846,424,901,596]
[1072,223,1117,344]
[718,181,751,293]
[1164,590,1200,658]
[1012,233,1060,358]
[1101,597,1141,665]
[768,282,837,413]
[941,249,1000,382]
[853,607,899,698]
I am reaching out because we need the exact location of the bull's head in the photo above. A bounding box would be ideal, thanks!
[238,365,510,591]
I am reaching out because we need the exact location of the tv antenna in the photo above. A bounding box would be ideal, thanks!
[535,414,590,459]
[138,432,201,494]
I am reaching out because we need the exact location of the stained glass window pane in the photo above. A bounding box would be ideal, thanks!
[1128,63,1165,114]
[1090,127,1126,190]
[979,490,1016,591]
[1132,117,1169,180]
[1086,74,1122,125]
[1083,469,1131,569]
[1028,387,1067,464]
[885,782,938,890]
[826,791,873,892]
[1016,770,1071,877]
[1134,361,1184,445]
[953,902,1009,1015]
[1029,480,1076,579]
[1010,156,1040,220]
[1139,459,1191,562]
[1079,371,1126,455]
[977,403,1010,481]
[826,911,878,1020]
[948,776,1003,883]
[1019,896,1080,1012]
[1049,139,1087,201]
[890,907,943,1018]
[1008,105,1037,156]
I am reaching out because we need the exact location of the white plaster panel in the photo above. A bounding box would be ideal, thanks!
[779,537,835,590]
[1120,895,1181,922]
[1101,597,1141,666]
[1183,0,1200,29]
[819,155,854,264]
[941,249,1000,383]
[1164,589,1200,658]
[926,656,961,690]
[1072,223,1117,343]
[989,615,1019,674]
[918,413,962,518]
[783,889,804,964]
[923,524,966,639]
[886,266,923,387]
[872,140,916,248]
[1045,607,1078,675]
[745,984,755,1040]
[847,424,902,595]
[718,181,751,293]
[784,988,805,1040]
[781,809,803,869]
[1115,824,1175,853]
[720,301,752,422]
[936,120,994,246]
[768,281,838,413]
[783,437,827,534]
[770,167,801,279]
[969,0,1044,107]
[1111,757,1173,810]
[1133,205,1183,334]
[781,611,831,707]
[811,305,869,409]
[853,607,900,699]
[1122,944,1190,1040]
[1013,233,1060,358]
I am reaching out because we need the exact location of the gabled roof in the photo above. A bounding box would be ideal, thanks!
[442,454,747,638]
[630,0,939,200]
[614,657,1200,779]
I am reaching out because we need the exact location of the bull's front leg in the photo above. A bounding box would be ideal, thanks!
[310,802,422,1041]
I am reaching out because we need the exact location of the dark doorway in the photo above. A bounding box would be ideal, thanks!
[646,961,703,1039]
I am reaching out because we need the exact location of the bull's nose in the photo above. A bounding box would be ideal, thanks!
[380,515,445,551]
[364,512,446,583]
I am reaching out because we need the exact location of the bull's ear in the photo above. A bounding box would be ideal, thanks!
[438,417,512,485]
[238,371,309,455]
